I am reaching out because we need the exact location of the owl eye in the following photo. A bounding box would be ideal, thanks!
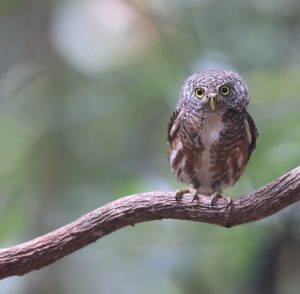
[219,85,230,96]
[195,87,205,99]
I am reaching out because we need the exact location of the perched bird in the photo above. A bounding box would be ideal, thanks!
[167,69,258,206]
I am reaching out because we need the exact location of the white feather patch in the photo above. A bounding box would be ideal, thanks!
[170,111,182,139]
[201,114,224,147]
[198,114,224,189]
[244,118,252,144]
[169,141,183,164]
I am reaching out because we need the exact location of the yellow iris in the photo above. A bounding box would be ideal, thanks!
[195,88,205,98]
[219,85,230,96]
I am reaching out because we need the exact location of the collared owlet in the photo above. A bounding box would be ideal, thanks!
[167,69,258,206]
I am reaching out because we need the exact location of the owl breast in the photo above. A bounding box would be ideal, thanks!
[169,109,252,195]
[196,114,224,194]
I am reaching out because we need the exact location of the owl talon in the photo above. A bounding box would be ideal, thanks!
[210,192,219,207]
[191,193,198,203]
[175,188,188,202]
[175,187,197,203]
[225,196,232,208]
[210,191,231,208]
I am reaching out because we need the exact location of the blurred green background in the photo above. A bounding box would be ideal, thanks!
[0,0,300,293]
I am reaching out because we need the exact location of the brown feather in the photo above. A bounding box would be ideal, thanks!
[167,110,180,144]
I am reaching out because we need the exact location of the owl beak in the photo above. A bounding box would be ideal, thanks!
[207,93,217,111]
[209,98,216,111]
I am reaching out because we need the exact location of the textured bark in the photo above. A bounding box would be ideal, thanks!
[1,166,300,279]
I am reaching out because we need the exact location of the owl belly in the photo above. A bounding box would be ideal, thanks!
[196,125,249,195]
[169,113,249,195]
[193,114,224,194]
[194,145,247,195]
[170,142,247,195]
[194,148,216,195]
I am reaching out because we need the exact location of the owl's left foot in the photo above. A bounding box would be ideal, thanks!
[175,187,197,203]
[210,191,232,208]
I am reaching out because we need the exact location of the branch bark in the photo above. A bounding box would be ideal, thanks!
[1,166,300,279]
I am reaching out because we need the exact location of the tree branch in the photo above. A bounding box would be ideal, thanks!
[1,166,300,279]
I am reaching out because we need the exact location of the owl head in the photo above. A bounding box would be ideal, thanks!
[178,69,249,114]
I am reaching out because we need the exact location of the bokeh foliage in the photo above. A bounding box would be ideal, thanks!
[0,0,300,293]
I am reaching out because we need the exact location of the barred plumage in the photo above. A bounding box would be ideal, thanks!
[167,70,258,204]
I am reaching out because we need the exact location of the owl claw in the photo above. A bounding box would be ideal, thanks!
[175,187,197,203]
[225,196,232,208]
[210,192,232,208]
[191,193,199,203]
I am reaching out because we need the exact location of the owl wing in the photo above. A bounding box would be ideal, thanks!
[167,109,182,144]
[244,110,259,160]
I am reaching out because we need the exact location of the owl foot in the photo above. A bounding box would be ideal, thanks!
[210,191,232,208]
[175,187,197,203]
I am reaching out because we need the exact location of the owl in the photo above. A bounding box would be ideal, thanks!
[167,69,258,206]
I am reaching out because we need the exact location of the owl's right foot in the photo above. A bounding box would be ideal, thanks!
[175,187,197,203]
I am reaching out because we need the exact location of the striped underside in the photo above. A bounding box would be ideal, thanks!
[167,108,257,195]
